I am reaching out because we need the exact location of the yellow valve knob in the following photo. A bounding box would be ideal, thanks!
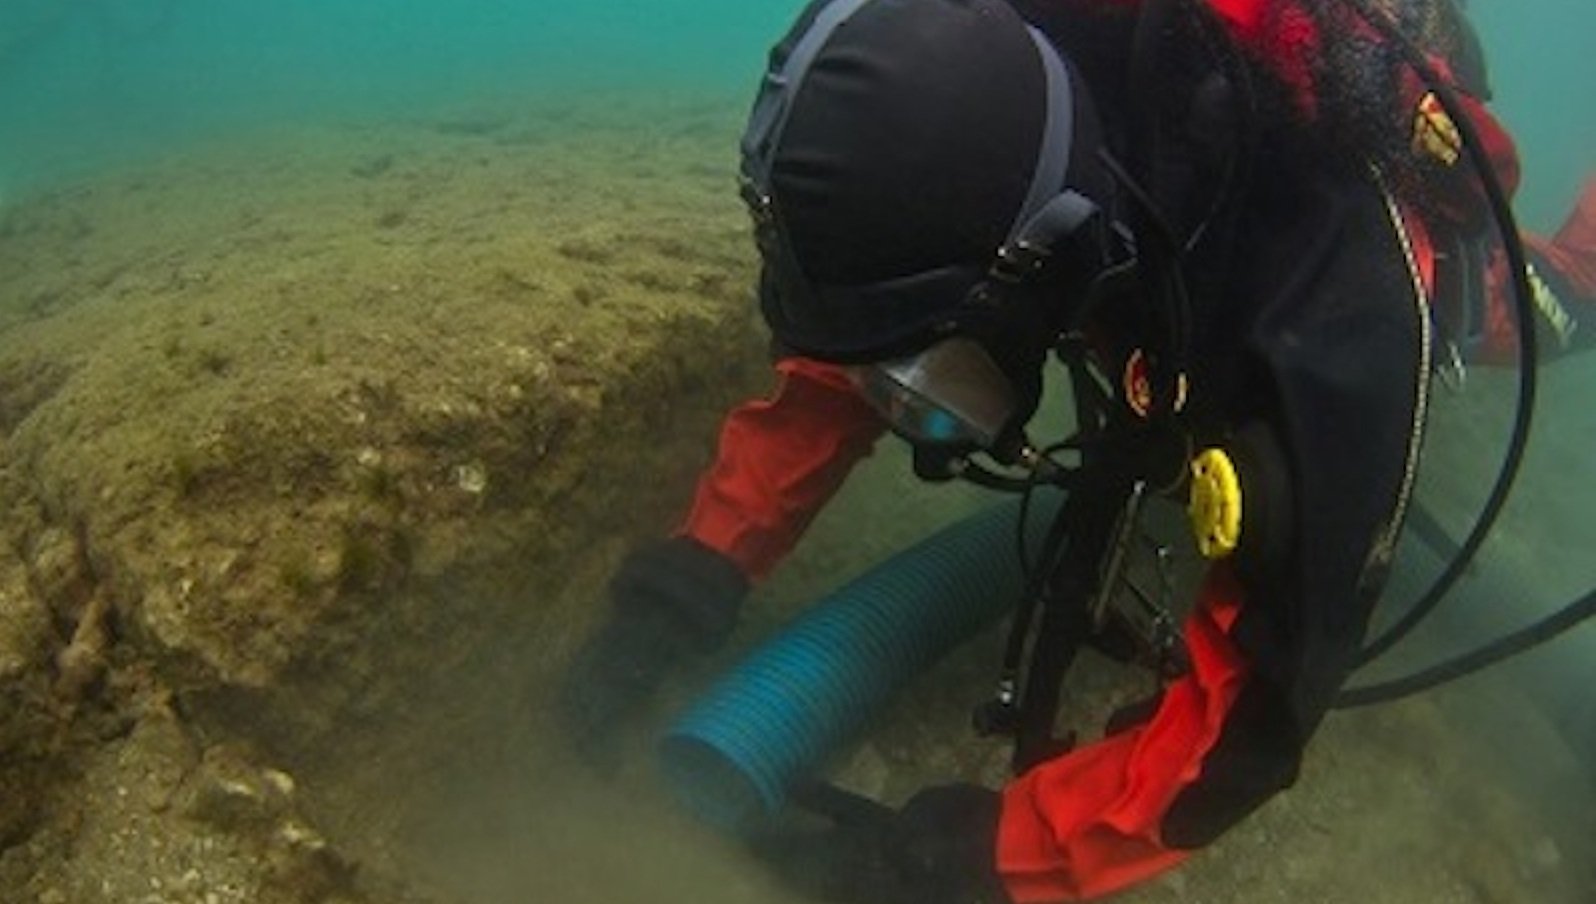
[1190,448,1242,560]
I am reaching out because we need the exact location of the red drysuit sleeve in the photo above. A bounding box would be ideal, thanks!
[996,568,1250,902]
[1468,176,1595,367]
[1527,175,1596,302]
[678,357,887,581]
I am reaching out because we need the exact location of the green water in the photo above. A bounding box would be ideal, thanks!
[1,1,1591,210]
[1468,0,1596,229]
[0,0,791,192]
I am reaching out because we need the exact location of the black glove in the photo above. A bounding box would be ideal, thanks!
[751,783,1009,904]
[555,537,748,767]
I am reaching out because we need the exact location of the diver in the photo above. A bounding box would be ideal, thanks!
[1464,175,1596,366]
[556,0,1527,900]
[1398,0,1596,370]
[1391,0,1596,369]
[1526,176,1596,344]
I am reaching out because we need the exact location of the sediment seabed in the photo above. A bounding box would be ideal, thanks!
[0,92,1590,903]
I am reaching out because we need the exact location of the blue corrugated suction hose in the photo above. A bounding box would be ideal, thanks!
[658,491,1062,831]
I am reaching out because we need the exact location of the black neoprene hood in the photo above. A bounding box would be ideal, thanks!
[746,0,1076,359]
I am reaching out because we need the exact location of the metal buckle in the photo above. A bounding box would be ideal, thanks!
[738,176,774,223]
[991,240,1049,283]
[739,176,779,257]
[1089,481,1187,676]
[1114,542,1186,676]
[1436,339,1467,394]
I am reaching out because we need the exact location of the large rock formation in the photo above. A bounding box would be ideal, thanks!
[0,96,769,903]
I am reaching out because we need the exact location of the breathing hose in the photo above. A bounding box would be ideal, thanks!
[658,493,1063,830]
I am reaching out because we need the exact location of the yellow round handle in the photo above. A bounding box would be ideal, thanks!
[1190,448,1242,560]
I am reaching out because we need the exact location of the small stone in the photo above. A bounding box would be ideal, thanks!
[454,462,488,495]
[184,775,268,831]
[262,768,296,797]
[278,819,326,851]
[833,743,890,800]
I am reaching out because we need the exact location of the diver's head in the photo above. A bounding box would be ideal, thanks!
[739,0,1113,459]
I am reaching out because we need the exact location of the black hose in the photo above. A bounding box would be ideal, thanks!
[1120,0,1195,412]
[959,462,1039,494]
[1338,585,1596,708]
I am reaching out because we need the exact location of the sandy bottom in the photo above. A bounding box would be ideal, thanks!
[0,91,1591,904]
[369,441,1596,904]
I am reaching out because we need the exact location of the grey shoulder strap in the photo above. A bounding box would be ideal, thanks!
[740,0,875,194]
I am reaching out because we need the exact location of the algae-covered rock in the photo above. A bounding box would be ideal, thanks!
[1,100,763,698]
[0,476,60,853]
[0,96,768,902]
[0,554,50,685]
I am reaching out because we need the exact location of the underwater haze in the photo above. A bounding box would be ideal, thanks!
[0,0,790,194]
[1,2,1595,904]
[1,1,1593,208]
[1469,0,1596,229]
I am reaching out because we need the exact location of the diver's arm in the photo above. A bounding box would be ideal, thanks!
[555,358,883,762]
[677,356,887,581]
[1466,176,1596,366]
[1527,175,1596,304]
